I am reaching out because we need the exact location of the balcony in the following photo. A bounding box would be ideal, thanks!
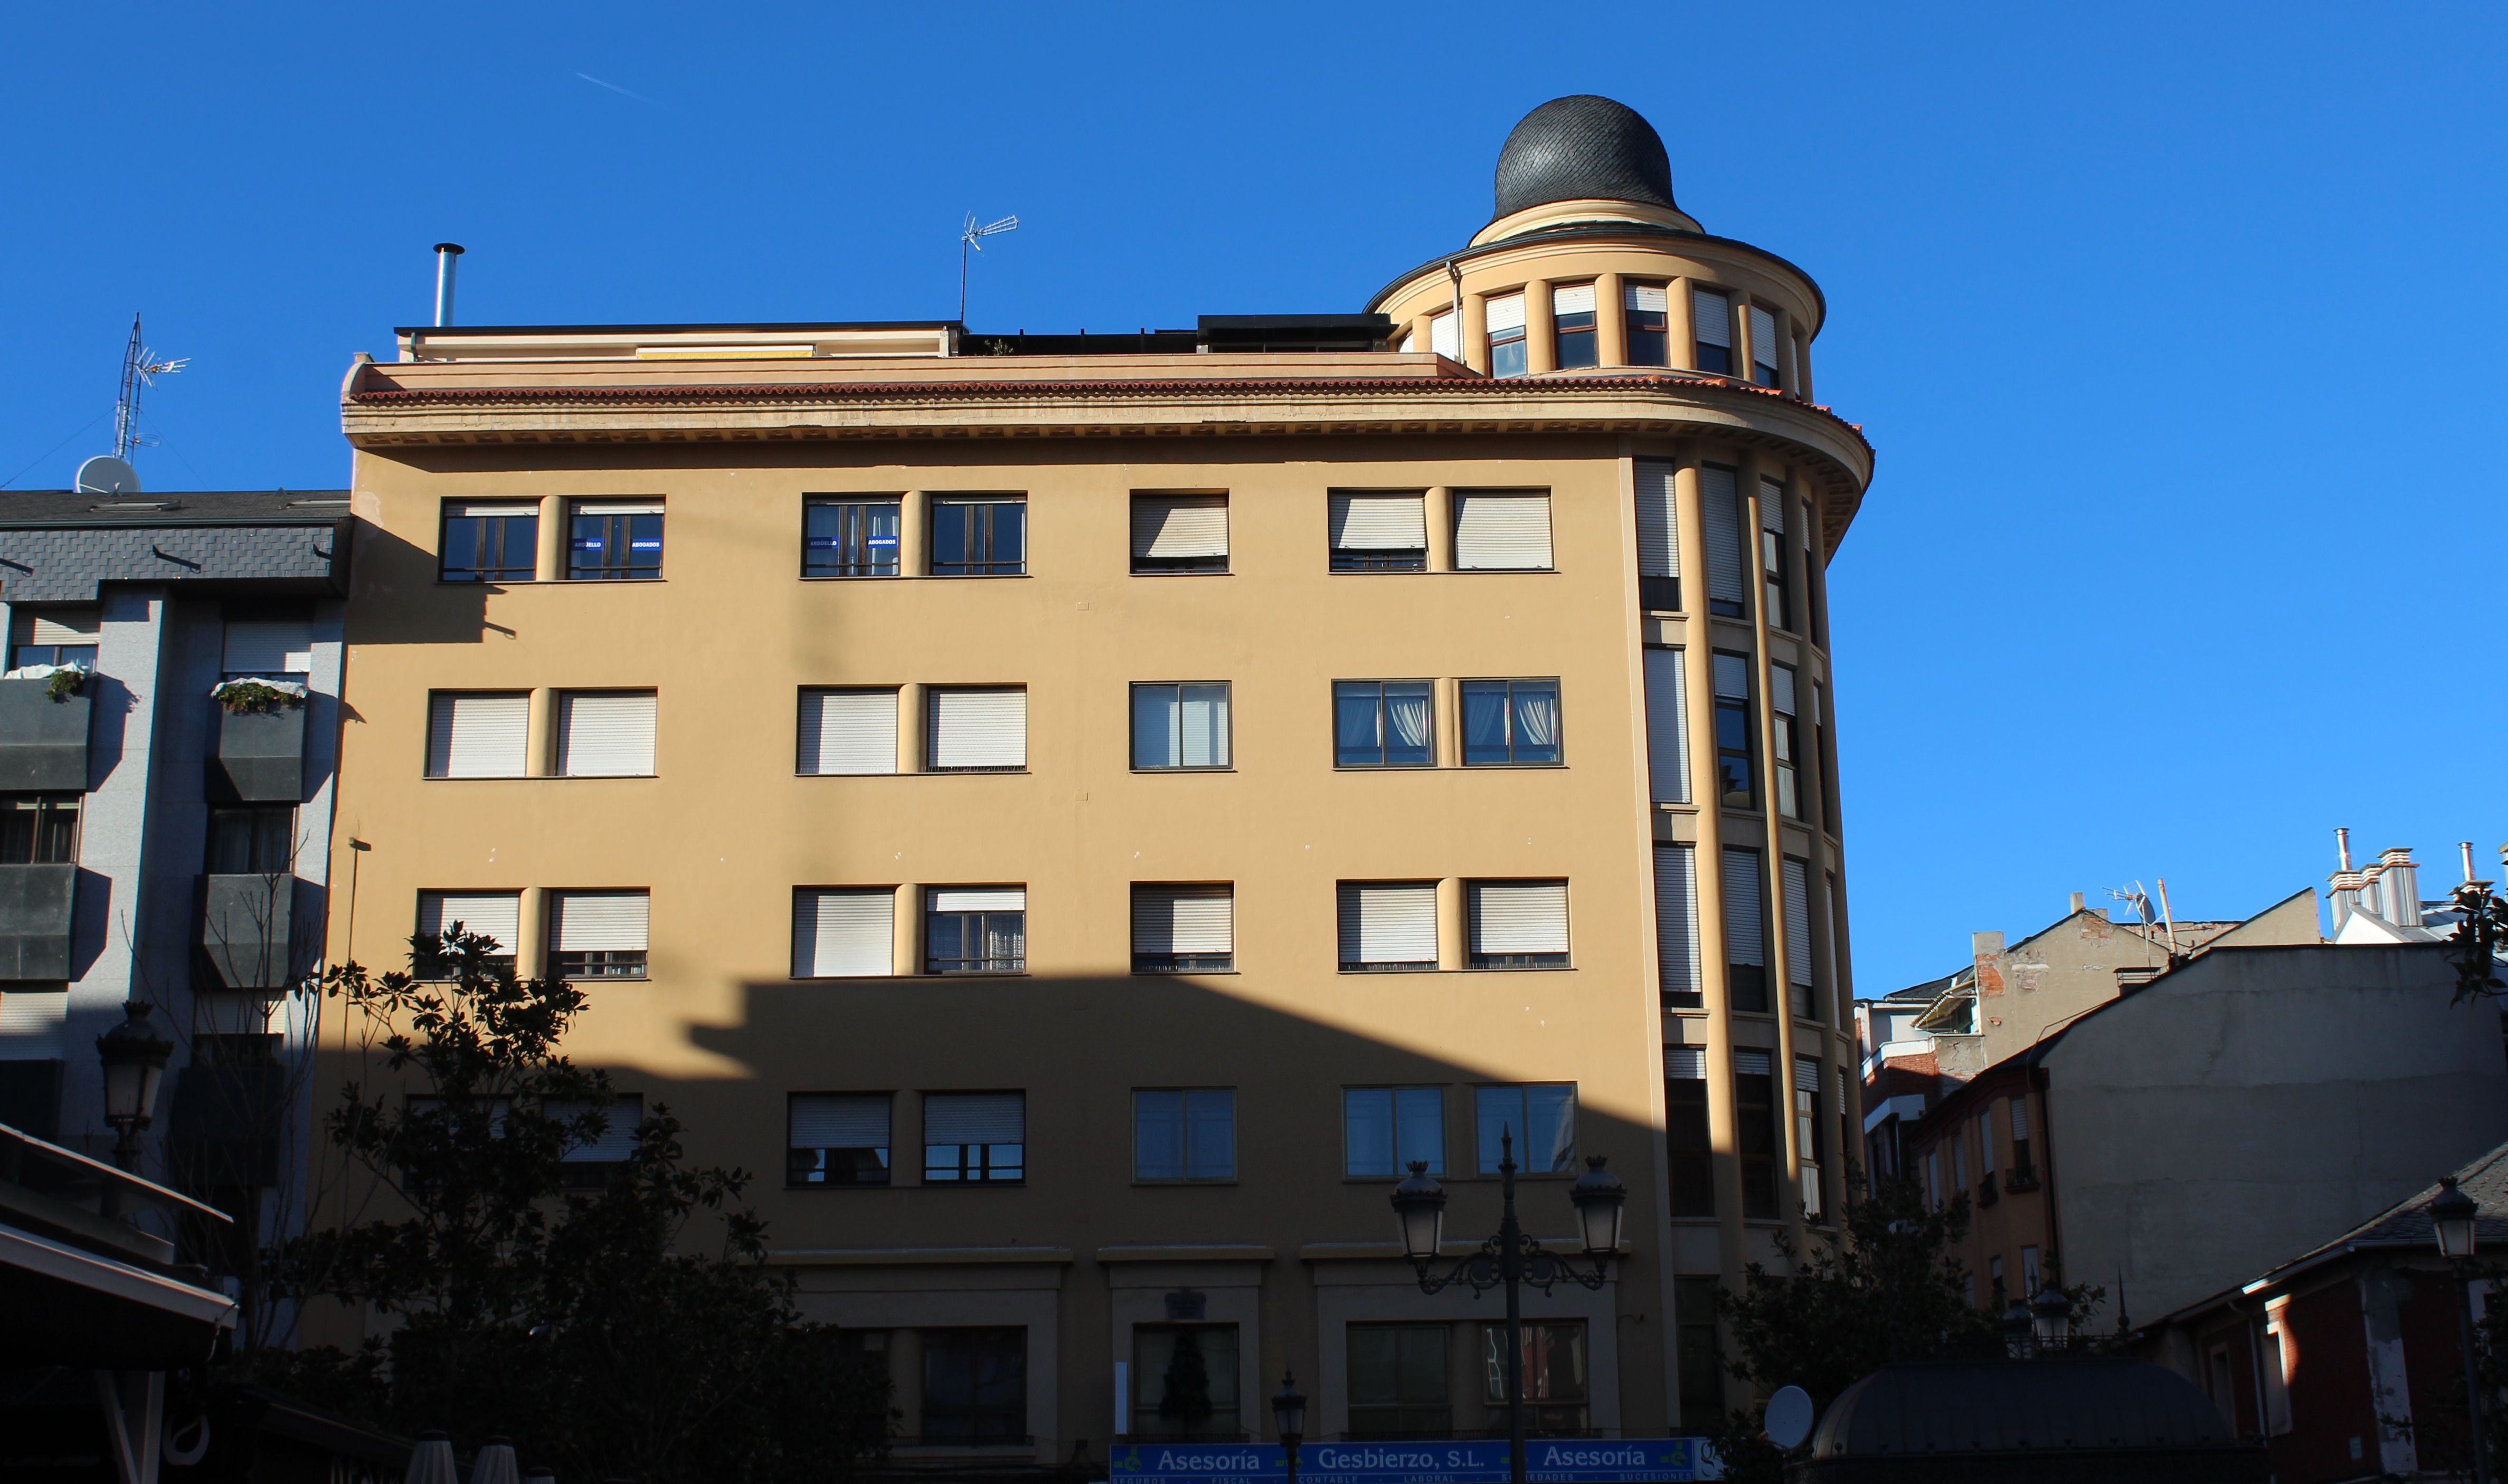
[2003,1165,2041,1194]
[1976,1174,1999,1207]
[0,680,91,792]
[200,873,296,990]
[0,863,77,980]
[207,699,306,803]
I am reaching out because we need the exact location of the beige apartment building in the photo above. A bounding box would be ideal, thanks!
[318,96,1872,1455]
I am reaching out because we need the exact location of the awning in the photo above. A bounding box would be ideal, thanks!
[0,1221,235,1369]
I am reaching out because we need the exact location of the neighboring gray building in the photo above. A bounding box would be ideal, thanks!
[0,488,348,1304]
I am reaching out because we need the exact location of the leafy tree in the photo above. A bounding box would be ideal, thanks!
[1157,1329,1216,1434]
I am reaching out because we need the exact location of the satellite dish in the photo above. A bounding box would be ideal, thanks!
[75,456,139,496]
[1764,1384,1814,1450]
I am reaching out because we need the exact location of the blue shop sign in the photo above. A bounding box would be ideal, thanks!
[1107,1439,1709,1483]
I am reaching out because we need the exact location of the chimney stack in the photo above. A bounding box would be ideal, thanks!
[2069,891,2086,915]
[433,243,466,328]
[2379,847,2419,928]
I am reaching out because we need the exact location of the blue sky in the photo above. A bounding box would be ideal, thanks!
[3,2,2502,993]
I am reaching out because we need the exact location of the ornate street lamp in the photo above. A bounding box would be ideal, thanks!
[1271,1371,1307,1484]
[2001,1300,2034,1359]
[2029,1283,2072,1353]
[96,1001,171,1174]
[2430,1176,2490,1484]
[1389,1132,1626,1484]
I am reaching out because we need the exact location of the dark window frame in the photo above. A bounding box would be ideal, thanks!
[922,1091,1026,1186]
[920,1326,1028,1442]
[439,502,541,584]
[1346,1322,1454,1440]
[0,793,81,865]
[1130,682,1233,772]
[565,501,664,582]
[1553,283,1597,370]
[923,895,1027,975]
[1712,652,1755,808]
[205,804,295,875]
[1130,1087,1237,1183]
[1624,283,1670,367]
[1332,680,1435,768]
[802,497,903,579]
[1459,678,1564,768]
[1471,1082,1577,1176]
[786,1090,894,1188]
[929,496,1027,577]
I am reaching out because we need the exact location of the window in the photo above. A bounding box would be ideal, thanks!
[221,619,312,678]
[1132,884,1233,973]
[1771,665,1801,819]
[1759,478,1791,630]
[553,1093,642,1186]
[1337,882,1437,972]
[1333,681,1432,768]
[1133,1324,1241,1440]
[1643,648,1688,803]
[2010,1097,2034,1177]
[1828,869,1847,1022]
[1474,1083,1575,1174]
[2262,1308,2294,1435]
[556,691,657,776]
[1712,655,1753,807]
[1665,1050,1712,1216]
[1485,293,1526,378]
[923,1093,1024,1183]
[1803,498,1825,646]
[1724,848,1767,1013]
[1461,679,1561,766]
[1625,283,1670,366]
[1482,1320,1588,1434]
[925,887,1025,974]
[793,889,895,977]
[1783,857,1815,1020]
[921,1327,1026,1441]
[1328,491,1428,572]
[1794,1058,1824,1219]
[1977,1108,1998,1183]
[1551,283,1597,369]
[1634,459,1679,611]
[1452,491,1553,570]
[1131,683,1231,769]
[1691,287,1733,375]
[803,498,901,578]
[1749,305,1781,388]
[441,502,537,583]
[1734,1050,1780,1219]
[1131,494,1228,574]
[547,891,648,979]
[1701,465,1745,617]
[206,805,294,874]
[789,1092,891,1186]
[1467,880,1568,969]
[1133,1089,1235,1182]
[1348,1325,1451,1439]
[925,688,1026,772]
[1345,1087,1444,1177]
[415,891,520,977]
[1654,845,1701,1010]
[1674,1277,1725,1432]
[798,689,899,775]
[1429,311,1459,360]
[1990,1255,2006,1305]
[426,692,528,779]
[930,497,1025,576]
[2020,1245,2041,1295]
[0,795,79,864]
[566,500,663,581]
[7,606,98,671]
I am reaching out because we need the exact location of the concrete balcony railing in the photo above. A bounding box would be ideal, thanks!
[0,679,92,792]
[0,863,77,981]
[200,873,296,990]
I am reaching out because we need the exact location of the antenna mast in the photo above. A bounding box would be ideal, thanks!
[111,315,187,463]
[958,212,1020,324]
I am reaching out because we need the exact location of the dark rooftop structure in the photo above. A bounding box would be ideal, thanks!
[1492,94,1679,221]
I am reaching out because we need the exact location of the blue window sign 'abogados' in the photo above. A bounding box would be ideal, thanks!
[1107,1439,1707,1484]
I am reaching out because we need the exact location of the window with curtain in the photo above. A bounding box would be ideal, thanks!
[1634,459,1680,611]
[1131,683,1231,769]
[1345,1087,1444,1177]
[566,500,663,581]
[788,1092,891,1186]
[803,497,901,577]
[793,889,895,977]
[1654,844,1700,1010]
[923,1094,1025,1184]
[0,795,78,867]
[798,689,900,775]
[930,497,1026,576]
[1461,679,1561,766]
[1467,879,1568,969]
[1474,1083,1576,1174]
[1338,881,1438,972]
[1328,491,1428,572]
[1131,884,1234,972]
[1132,1088,1235,1181]
[7,606,99,671]
[204,805,293,874]
[1552,283,1597,369]
[924,887,1025,974]
[427,692,528,778]
[1132,1324,1242,1439]
[1131,494,1228,574]
[1333,681,1432,767]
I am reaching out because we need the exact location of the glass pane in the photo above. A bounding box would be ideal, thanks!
[1475,1087,1526,1174]
[1180,685,1228,768]
[1345,1089,1393,1176]
[1134,686,1179,768]
[443,516,482,574]
[1395,1087,1444,1174]
[1462,684,1510,765]
[988,502,1026,568]
[1334,684,1382,766]
[1135,1091,1182,1179]
[1185,1089,1233,1178]
[1511,681,1560,763]
[932,503,970,572]
[1525,1086,1576,1173]
[1384,683,1432,766]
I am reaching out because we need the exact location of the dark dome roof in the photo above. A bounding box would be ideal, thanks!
[1806,1357,2253,1465]
[1492,96,1677,220]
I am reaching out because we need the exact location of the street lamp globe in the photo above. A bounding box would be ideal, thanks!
[2029,1283,2072,1351]
[96,1001,172,1168]
[1271,1371,1307,1442]
[1569,1155,1627,1259]
[2431,1175,2480,1261]
[2002,1300,2035,1359]
[1390,1161,1447,1262]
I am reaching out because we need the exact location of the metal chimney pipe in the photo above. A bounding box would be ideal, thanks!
[433,243,466,327]
[2335,826,2353,872]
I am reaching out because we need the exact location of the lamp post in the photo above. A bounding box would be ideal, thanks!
[2029,1283,2073,1354]
[1389,1131,1626,1484]
[2431,1175,2490,1484]
[2001,1300,2034,1359]
[95,1001,171,1174]
[1271,1371,1306,1484]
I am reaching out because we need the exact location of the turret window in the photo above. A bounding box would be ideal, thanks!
[1486,293,1527,378]
[1749,305,1782,388]
[1551,284,1597,369]
[1691,288,1733,375]
[1624,283,1669,366]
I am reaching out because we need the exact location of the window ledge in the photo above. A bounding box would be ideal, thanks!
[1130,1180,1241,1188]
[1130,768,1238,775]
[1129,569,1233,578]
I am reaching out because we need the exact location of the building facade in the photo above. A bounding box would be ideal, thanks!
[315,96,1871,1453]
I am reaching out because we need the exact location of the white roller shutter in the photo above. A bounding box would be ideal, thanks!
[1761,478,1787,532]
[925,1092,1024,1145]
[552,1095,642,1162]
[1664,1047,1706,1080]
[791,1093,889,1149]
[1132,886,1233,956]
[929,887,1025,914]
[1769,665,1796,718]
[23,608,99,646]
[418,891,522,953]
[1131,495,1229,562]
[1692,288,1732,348]
[222,621,314,676]
[1784,858,1814,988]
[451,501,536,518]
[1469,880,1569,956]
[551,892,648,952]
[1653,844,1700,1003]
[1643,648,1689,805]
[428,693,527,778]
[1634,460,1678,579]
[1625,283,1669,313]
[577,500,663,516]
[1734,1049,1771,1078]
[1431,313,1459,359]
[1453,493,1554,570]
[1397,329,1414,353]
[1712,652,1750,702]
[1484,294,1526,333]
[1794,1057,1822,1094]
[1702,465,1745,607]
[559,692,657,776]
[795,890,895,977]
[799,690,898,775]
[1722,850,1764,967]
[1552,283,1596,316]
[1329,492,1428,551]
[0,990,67,1059]
[1750,306,1780,375]
[927,689,1026,770]
[1337,882,1437,966]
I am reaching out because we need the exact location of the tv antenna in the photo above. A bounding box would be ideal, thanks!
[111,315,186,463]
[958,212,1019,323]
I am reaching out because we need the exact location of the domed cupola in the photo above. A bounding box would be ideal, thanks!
[1492,96,1679,221]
